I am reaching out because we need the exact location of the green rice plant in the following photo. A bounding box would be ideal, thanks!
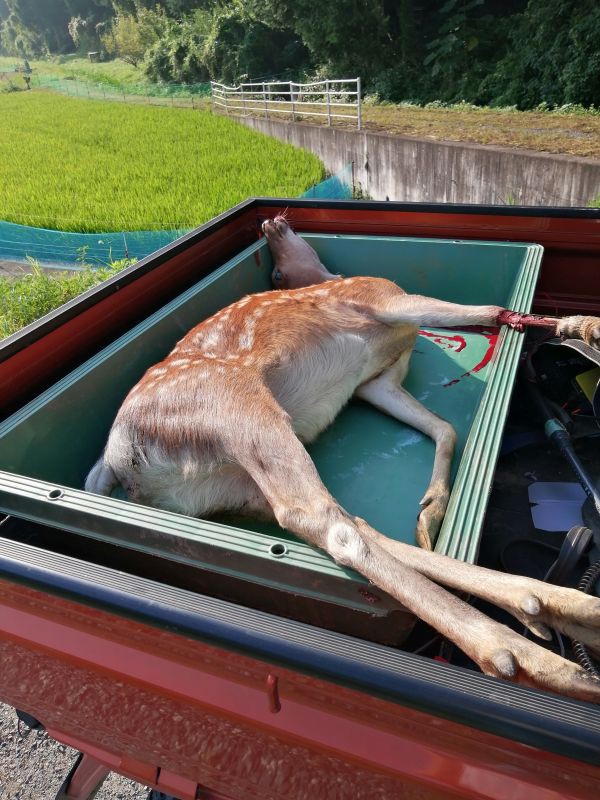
[0,259,133,340]
[0,92,324,232]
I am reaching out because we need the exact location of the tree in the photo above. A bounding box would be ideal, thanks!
[1,0,598,109]
[101,8,166,65]
[422,0,505,102]
[0,0,113,56]
[248,0,389,78]
[202,4,309,83]
[142,11,209,83]
[484,0,600,108]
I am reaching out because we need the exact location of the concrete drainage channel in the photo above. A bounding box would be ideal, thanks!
[233,115,600,207]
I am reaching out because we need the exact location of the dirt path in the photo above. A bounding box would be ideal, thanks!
[0,260,70,279]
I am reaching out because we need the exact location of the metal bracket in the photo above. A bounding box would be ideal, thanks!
[55,752,109,800]
[15,708,43,730]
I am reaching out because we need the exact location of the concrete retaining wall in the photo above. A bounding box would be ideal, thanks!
[235,115,600,206]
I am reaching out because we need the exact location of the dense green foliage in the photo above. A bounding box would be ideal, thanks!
[1,1,599,108]
[0,259,130,340]
[481,0,600,109]
[0,92,324,231]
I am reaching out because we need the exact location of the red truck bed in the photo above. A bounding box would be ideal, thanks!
[1,200,599,799]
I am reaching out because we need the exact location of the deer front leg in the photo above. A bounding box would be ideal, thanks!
[237,415,600,701]
[356,369,456,550]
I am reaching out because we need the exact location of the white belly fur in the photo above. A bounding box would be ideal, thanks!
[266,332,383,442]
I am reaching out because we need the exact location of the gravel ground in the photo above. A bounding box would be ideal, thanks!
[0,702,150,800]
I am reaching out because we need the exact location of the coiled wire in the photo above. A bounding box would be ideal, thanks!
[572,559,600,679]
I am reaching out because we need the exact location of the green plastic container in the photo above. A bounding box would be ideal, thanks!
[0,234,543,642]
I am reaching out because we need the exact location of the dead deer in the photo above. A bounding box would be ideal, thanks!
[86,215,600,702]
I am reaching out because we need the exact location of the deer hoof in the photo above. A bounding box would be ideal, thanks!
[415,505,440,550]
[476,626,600,702]
[490,648,517,679]
[416,489,448,550]
[558,315,600,351]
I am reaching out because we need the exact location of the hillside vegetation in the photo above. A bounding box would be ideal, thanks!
[1,1,599,110]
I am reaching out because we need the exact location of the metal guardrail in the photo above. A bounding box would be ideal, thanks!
[211,78,362,130]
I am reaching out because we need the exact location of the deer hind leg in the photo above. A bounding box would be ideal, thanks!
[355,354,456,550]
[352,518,600,697]
[237,413,600,701]
[378,294,600,352]
[376,294,504,328]
[558,315,600,350]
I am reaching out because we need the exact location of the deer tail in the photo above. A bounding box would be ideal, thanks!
[85,456,119,496]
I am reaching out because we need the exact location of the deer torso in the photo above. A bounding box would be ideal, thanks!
[101,276,416,513]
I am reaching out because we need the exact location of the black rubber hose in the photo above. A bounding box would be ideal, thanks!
[523,377,600,676]
[524,380,600,512]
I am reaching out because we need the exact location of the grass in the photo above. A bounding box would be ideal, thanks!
[0,54,147,89]
[210,96,600,159]
[0,55,210,101]
[0,91,324,231]
[361,101,600,159]
[6,57,600,157]
[0,259,132,340]
[2,55,597,341]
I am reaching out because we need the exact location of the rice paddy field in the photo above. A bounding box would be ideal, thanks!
[0,91,324,232]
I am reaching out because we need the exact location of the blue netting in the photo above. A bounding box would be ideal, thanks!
[32,76,211,104]
[0,166,353,269]
[0,220,189,268]
[301,163,353,199]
